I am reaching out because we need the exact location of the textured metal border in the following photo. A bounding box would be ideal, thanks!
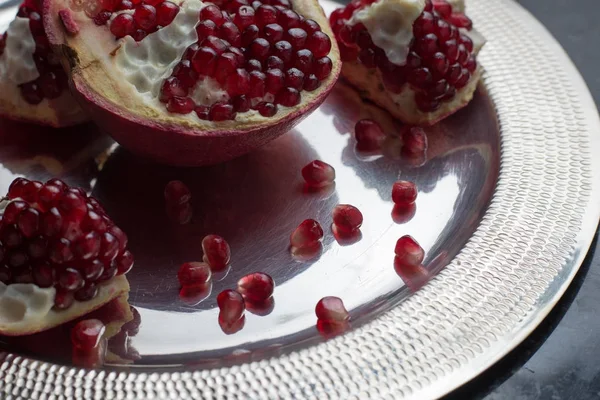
[2,0,600,398]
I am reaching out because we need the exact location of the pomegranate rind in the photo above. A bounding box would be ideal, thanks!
[0,275,129,336]
[42,0,342,166]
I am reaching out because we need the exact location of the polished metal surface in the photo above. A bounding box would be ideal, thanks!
[0,0,599,398]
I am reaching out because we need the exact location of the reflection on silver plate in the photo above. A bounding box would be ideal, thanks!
[0,0,599,398]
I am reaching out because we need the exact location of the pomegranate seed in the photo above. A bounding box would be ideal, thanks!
[255,5,276,26]
[58,267,84,291]
[358,47,376,68]
[242,24,260,46]
[273,40,292,63]
[256,102,277,117]
[290,219,323,248]
[285,68,304,90]
[202,36,228,55]
[276,87,300,107]
[74,231,101,260]
[177,261,211,287]
[8,178,29,200]
[303,74,319,91]
[355,119,385,151]
[74,282,99,301]
[195,105,210,119]
[237,272,274,303]
[28,235,47,259]
[413,11,435,37]
[293,49,313,73]
[82,259,105,281]
[217,289,245,323]
[117,0,133,10]
[465,56,477,73]
[49,238,74,264]
[156,1,179,26]
[167,97,195,114]
[200,4,224,26]
[8,251,28,268]
[395,235,425,267]
[313,57,332,80]
[277,8,300,28]
[225,68,250,96]
[402,127,428,155]
[37,184,62,211]
[201,234,230,270]
[285,27,307,47]
[249,37,270,59]
[93,10,112,25]
[40,207,63,237]
[218,22,241,47]
[306,31,331,58]
[196,19,217,41]
[58,190,87,219]
[248,70,266,98]
[209,102,236,121]
[433,0,452,17]
[301,160,335,188]
[2,225,22,248]
[332,205,363,234]
[133,4,156,30]
[3,201,27,224]
[179,284,211,306]
[17,208,40,238]
[448,13,472,30]
[232,95,250,112]
[32,262,55,288]
[415,92,441,112]
[315,296,349,324]
[172,60,198,89]
[246,58,262,71]
[97,259,118,281]
[302,19,320,34]
[160,77,186,103]
[0,266,10,283]
[392,181,418,205]
[265,68,284,93]
[20,180,42,203]
[110,13,135,38]
[71,319,106,350]
[219,314,245,334]
[234,5,255,28]
[164,180,191,205]
[265,55,284,70]
[54,289,74,310]
[264,23,284,43]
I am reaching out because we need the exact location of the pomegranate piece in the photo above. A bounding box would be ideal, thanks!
[332,204,363,234]
[71,319,106,350]
[301,160,335,188]
[201,234,231,270]
[394,235,425,268]
[177,261,211,287]
[315,296,349,324]
[391,179,418,206]
[237,272,274,303]
[354,119,385,152]
[217,289,245,324]
[0,178,133,313]
[290,219,324,249]
[164,180,191,205]
[329,0,485,125]
[45,0,341,166]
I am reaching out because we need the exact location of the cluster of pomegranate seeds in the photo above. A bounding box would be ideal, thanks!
[16,0,69,105]
[332,204,363,234]
[301,160,336,188]
[290,218,323,249]
[177,261,211,287]
[159,0,334,120]
[1,177,133,310]
[395,235,424,268]
[315,296,349,324]
[392,181,417,206]
[164,180,192,224]
[330,0,476,112]
[354,119,385,152]
[86,0,180,41]
[236,272,274,303]
[201,234,231,270]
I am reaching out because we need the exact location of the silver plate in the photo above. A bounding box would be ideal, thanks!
[1,0,600,398]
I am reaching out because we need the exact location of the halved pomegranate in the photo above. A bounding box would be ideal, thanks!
[330,0,485,126]
[42,0,341,166]
[0,177,133,336]
[0,0,87,127]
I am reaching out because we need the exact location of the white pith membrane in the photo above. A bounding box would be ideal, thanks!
[0,276,129,336]
[338,0,486,125]
[0,10,87,126]
[50,0,340,128]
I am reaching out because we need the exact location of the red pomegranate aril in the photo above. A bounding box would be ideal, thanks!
[408,67,432,87]
[8,251,28,268]
[277,8,300,28]
[40,207,63,237]
[447,63,462,84]
[32,262,55,288]
[276,87,300,107]
[246,58,262,71]
[237,272,274,303]
[178,261,211,287]
[8,178,29,200]
[449,13,472,30]
[83,259,105,281]
[156,1,179,26]
[265,68,284,93]
[115,250,134,275]
[217,289,245,323]
[302,160,335,188]
[39,72,62,99]
[12,266,33,284]
[202,36,228,55]
[248,70,266,98]
[354,119,385,151]
[250,38,270,60]
[99,232,119,261]
[93,10,112,25]
[20,180,42,203]
[460,34,474,52]
[465,56,477,73]
[117,0,133,10]
[54,289,74,310]
[97,260,117,281]
[71,319,106,350]
[20,82,43,105]
[442,39,459,63]
[232,95,250,112]
[58,267,84,291]
[271,40,291,63]
[110,13,135,38]
[201,234,231,270]
[37,184,63,211]
[457,44,468,65]
[242,24,260,46]
[196,19,217,41]
[293,49,313,73]
[164,180,191,205]
[226,0,247,13]
[285,68,304,90]
[303,74,319,91]
[58,191,87,219]
[3,201,27,225]
[415,92,440,112]
[173,60,198,89]
[305,31,331,58]
[455,68,470,89]
[17,208,40,238]
[290,219,324,248]
[28,236,48,259]
[110,225,128,253]
[74,283,99,301]
[195,105,210,120]
[302,19,321,35]
[315,296,349,324]
[200,4,224,26]
[133,4,156,30]
[264,23,284,43]
[2,226,22,248]
[234,5,255,28]
[413,11,435,37]
[255,5,277,26]
[225,68,251,96]
[285,27,307,47]
[256,102,277,117]
[219,22,241,47]
[209,102,236,121]
[433,0,452,17]
[332,204,363,234]
[191,46,217,76]
[74,231,101,260]
[166,97,195,114]
[395,235,425,267]
[160,77,186,103]
[435,18,451,41]
[313,57,332,80]
[431,52,449,77]
[392,181,417,205]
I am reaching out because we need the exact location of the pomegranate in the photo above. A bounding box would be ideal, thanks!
[217,288,245,325]
[0,0,87,127]
[201,234,231,270]
[394,235,424,267]
[392,180,417,205]
[71,318,105,350]
[332,204,363,234]
[330,0,485,125]
[302,160,335,188]
[290,218,323,249]
[42,0,341,166]
[315,296,349,324]
[237,271,274,303]
[0,177,132,336]
[177,261,211,287]
[354,119,385,152]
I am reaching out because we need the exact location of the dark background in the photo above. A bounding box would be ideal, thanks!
[445,1,600,399]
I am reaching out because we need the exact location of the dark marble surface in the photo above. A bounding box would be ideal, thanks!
[445,1,600,399]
